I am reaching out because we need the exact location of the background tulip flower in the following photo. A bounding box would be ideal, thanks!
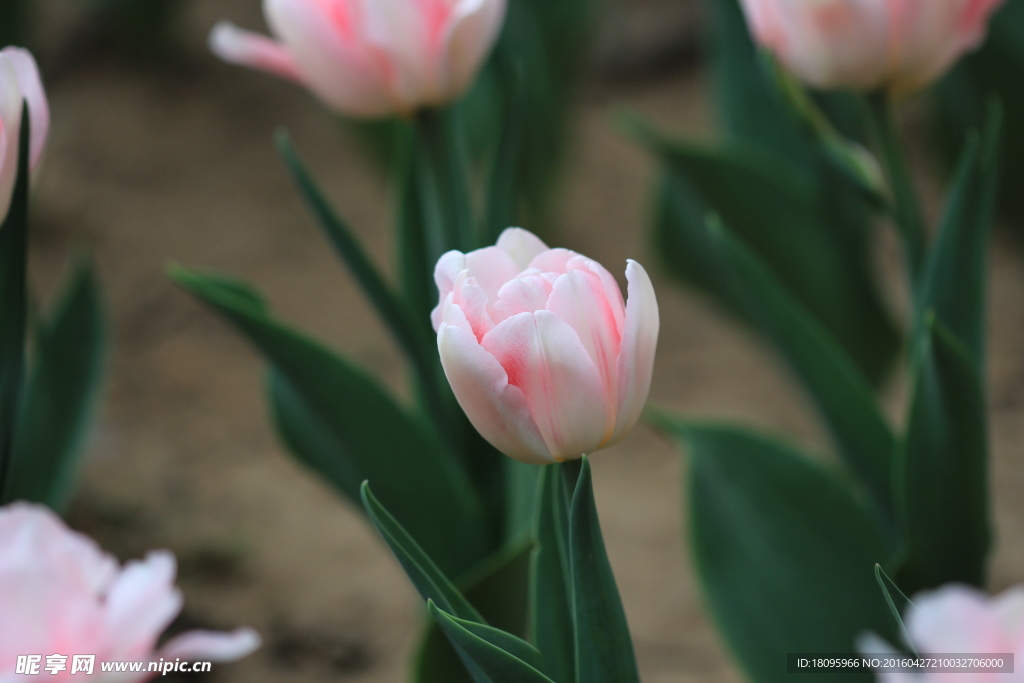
[210,0,507,118]
[0,503,260,681]
[859,584,1024,682]
[432,228,659,465]
[739,0,1005,93]
[0,47,48,224]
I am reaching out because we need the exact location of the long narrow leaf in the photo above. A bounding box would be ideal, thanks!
[569,457,640,683]
[275,132,437,392]
[9,260,105,509]
[916,103,1002,366]
[428,602,553,683]
[361,483,490,683]
[895,316,989,593]
[874,564,916,655]
[0,104,32,502]
[528,465,574,683]
[171,267,487,576]
[707,219,897,526]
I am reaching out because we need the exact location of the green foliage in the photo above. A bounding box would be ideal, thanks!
[569,458,640,683]
[654,418,899,682]
[0,107,32,502]
[9,261,105,509]
[895,318,990,593]
[934,0,1024,230]
[171,268,488,577]
[0,109,106,510]
[428,602,553,683]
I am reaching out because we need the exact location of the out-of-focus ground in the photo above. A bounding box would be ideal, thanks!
[22,0,1024,681]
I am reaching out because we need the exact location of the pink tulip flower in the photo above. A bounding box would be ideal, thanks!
[859,584,1024,682]
[0,503,260,681]
[0,47,48,224]
[739,0,1005,93]
[210,0,507,118]
[432,228,659,464]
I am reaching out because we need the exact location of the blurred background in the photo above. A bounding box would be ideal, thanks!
[15,0,1024,680]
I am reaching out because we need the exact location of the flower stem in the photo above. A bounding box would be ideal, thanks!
[866,92,925,285]
[414,107,476,256]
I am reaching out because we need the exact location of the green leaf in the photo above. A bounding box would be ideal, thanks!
[483,59,524,245]
[361,483,490,683]
[9,259,105,509]
[656,418,899,682]
[916,103,1002,367]
[895,317,990,593]
[275,132,438,398]
[874,564,916,655]
[414,536,534,683]
[428,601,553,683]
[528,465,574,683]
[569,457,640,683]
[704,218,896,525]
[633,125,899,386]
[0,103,32,502]
[171,267,487,576]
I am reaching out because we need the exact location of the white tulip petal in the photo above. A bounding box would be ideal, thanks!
[482,311,608,460]
[495,227,549,270]
[610,260,658,444]
[159,627,262,662]
[209,21,302,82]
[438,322,552,463]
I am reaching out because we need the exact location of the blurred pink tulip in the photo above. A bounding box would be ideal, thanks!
[739,0,1005,93]
[433,228,659,464]
[0,503,260,681]
[210,0,507,118]
[0,47,49,224]
[860,584,1024,682]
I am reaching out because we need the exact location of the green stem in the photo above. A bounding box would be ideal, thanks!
[414,107,476,255]
[866,92,925,284]
[560,458,584,503]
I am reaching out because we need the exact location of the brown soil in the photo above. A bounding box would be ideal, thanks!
[22,0,1024,681]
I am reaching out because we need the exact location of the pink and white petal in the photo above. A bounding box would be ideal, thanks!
[545,269,622,437]
[441,0,505,98]
[438,322,552,464]
[566,255,626,333]
[209,22,303,82]
[159,627,261,662]
[527,248,578,275]
[994,586,1024,640]
[463,245,522,300]
[492,274,555,323]
[906,585,1003,653]
[610,260,659,444]
[0,49,48,169]
[495,227,549,271]
[482,311,608,459]
[432,251,467,330]
[452,276,495,340]
[264,0,398,117]
[101,551,183,659]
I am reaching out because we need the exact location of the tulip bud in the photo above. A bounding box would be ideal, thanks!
[860,583,1024,682]
[433,228,659,464]
[739,0,1005,93]
[210,0,507,118]
[0,47,48,224]
[0,503,260,679]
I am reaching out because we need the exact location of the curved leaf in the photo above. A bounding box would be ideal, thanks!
[172,267,487,576]
[570,457,639,683]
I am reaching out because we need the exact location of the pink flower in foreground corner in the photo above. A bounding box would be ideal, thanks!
[739,0,1005,93]
[859,584,1024,682]
[433,228,660,465]
[0,47,49,224]
[0,503,260,682]
[210,0,506,118]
